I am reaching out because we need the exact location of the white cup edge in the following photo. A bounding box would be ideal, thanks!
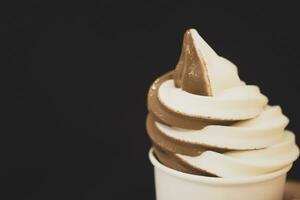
[149,148,292,185]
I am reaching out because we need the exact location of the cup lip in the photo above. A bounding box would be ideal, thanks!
[149,148,292,185]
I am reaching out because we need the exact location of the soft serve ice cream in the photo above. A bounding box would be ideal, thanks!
[146,29,299,178]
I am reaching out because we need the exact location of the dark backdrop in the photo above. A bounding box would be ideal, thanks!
[2,1,300,199]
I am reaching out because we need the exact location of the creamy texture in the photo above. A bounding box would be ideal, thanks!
[159,80,268,120]
[146,29,299,177]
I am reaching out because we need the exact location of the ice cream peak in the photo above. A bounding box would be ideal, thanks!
[174,29,244,96]
[148,29,268,130]
[173,29,212,96]
[146,29,299,177]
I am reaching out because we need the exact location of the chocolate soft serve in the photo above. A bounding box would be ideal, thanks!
[146,29,299,178]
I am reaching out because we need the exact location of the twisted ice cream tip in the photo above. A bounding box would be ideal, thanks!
[174,29,244,96]
[146,28,299,177]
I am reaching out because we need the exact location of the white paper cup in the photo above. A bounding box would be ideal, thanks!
[149,148,292,200]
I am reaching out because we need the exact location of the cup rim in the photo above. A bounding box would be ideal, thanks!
[149,148,292,185]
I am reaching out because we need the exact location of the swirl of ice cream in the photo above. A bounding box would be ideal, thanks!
[146,29,299,178]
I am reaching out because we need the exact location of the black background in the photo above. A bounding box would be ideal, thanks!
[2,1,300,199]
